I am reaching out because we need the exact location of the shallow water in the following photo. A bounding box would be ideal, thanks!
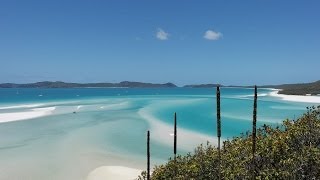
[0,88,314,179]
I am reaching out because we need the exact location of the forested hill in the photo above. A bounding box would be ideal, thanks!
[262,80,320,95]
[0,81,177,88]
[184,84,221,88]
[183,81,320,95]
[1,80,319,95]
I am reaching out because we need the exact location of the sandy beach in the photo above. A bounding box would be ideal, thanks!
[0,88,317,180]
[87,166,142,180]
[0,107,56,123]
[138,102,218,151]
[0,104,45,110]
[270,90,320,104]
[85,105,217,180]
[84,99,218,180]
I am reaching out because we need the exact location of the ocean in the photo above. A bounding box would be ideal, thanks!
[0,88,315,179]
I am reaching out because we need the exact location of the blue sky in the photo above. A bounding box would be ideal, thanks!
[0,0,319,85]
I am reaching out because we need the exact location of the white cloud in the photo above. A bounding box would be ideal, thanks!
[156,28,169,40]
[204,30,222,40]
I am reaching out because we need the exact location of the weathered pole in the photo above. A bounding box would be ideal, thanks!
[174,112,177,160]
[216,86,221,180]
[147,130,150,180]
[252,85,258,179]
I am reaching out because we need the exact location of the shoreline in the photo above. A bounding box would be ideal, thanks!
[84,103,218,180]
[0,107,56,123]
[269,90,320,104]
[86,166,142,180]
[88,99,218,180]
[1,90,318,179]
[138,102,218,151]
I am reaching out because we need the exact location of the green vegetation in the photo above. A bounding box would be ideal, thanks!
[273,80,320,95]
[238,80,320,95]
[184,80,320,95]
[138,106,320,179]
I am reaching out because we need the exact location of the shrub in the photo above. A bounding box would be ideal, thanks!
[138,106,320,179]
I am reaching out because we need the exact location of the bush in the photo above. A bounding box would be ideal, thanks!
[138,106,320,179]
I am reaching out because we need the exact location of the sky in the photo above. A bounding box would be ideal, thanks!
[0,0,319,86]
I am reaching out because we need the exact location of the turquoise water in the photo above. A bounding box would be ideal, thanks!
[0,88,314,179]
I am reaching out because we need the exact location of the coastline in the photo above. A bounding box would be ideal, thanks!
[86,166,142,180]
[269,90,320,104]
[0,107,56,123]
[1,88,318,179]
[84,104,219,180]
[138,102,218,151]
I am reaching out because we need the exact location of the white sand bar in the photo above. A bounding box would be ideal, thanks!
[86,166,142,180]
[138,106,218,151]
[270,90,320,103]
[0,107,55,123]
[0,104,44,110]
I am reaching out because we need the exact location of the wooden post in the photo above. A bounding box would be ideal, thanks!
[216,86,221,180]
[174,112,177,159]
[147,130,150,180]
[252,86,258,179]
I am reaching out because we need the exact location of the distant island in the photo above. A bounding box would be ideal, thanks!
[1,80,319,96]
[0,81,177,88]
[184,84,221,88]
